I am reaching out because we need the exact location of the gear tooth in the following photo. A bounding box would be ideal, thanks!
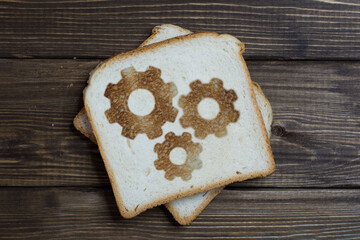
[231,110,240,122]
[178,96,187,108]
[166,82,178,97]
[122,127,136,139]
[154,159,163,170]
[181,173,191,181]
[227,89,238,101]
[168,108,178,122]
[182,132,192,141]
[195,130,207,139]
[165,132,175,140]
[189,144,201,156]
[190,80,202,90]
[165,172,175,181]
[154,143,161,153]
[195,143,202,152]
[193,159,202,169]
[121,66,136,78]
[104,84,113,98]
[147,66,161,77]
[104,109,115,123]
[215,128,227,138]
[210,78,223,88]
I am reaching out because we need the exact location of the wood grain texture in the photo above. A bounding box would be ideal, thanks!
[1,0,359,237]
[0,188,359,239]
[1,0,360,60]
[0,59,359,188]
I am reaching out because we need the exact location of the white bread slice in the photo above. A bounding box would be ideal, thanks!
[75,25,273,224]
[84,32,275,218]
[74,24,273,225]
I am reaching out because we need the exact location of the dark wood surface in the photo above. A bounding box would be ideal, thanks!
[1,188,359,239]
[1,0,360,60]
[0,0,360,239]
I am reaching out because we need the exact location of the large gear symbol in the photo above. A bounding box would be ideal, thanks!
[178,78,240,139]
[104,66,178,139]
[154,132,202,181]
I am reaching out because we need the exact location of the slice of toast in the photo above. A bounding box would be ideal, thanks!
[84,30,275,218]
[74,24,273,224]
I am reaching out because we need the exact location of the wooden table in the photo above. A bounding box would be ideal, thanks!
[1,1,360,239]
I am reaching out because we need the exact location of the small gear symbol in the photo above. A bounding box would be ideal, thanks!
[104,66,178,139]
[178,78,240,139]
[154,132,202,181]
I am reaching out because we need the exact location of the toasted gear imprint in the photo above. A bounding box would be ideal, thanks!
[154,132,202,181]
[178,78,240,139]
[104,66,178,140]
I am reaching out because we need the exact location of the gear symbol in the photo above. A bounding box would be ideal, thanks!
[178,78,240,139]
[104,66,178,140]
[154,132,202,181]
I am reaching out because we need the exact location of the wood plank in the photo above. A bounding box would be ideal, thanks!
[0,59,359,187]
[1,0,360,60]
[0,188,359,239]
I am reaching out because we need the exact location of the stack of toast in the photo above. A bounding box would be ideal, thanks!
[74,24,275,225]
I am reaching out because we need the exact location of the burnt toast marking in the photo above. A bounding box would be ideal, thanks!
[104,66,178,139]
[179,78,240,139]
[154,132,202,181]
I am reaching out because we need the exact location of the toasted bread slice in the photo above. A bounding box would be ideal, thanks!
[83,31,275,218]
[75,25,273,224]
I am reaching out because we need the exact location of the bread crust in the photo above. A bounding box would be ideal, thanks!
[252,81,273,136]
[165,187,224,225]
[240,53,275,173]
[84,31,275,219]
[139,24,192,48]
[73,108,97,143]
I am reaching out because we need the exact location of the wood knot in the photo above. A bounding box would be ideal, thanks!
[271,125,287,137]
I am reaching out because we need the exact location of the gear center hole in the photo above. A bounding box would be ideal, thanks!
[128,89,155,116]
[197,98,220,120]
[169,147,187,165]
